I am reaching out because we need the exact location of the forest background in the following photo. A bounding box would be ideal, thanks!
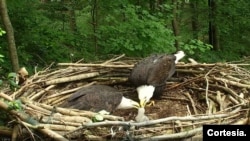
[0,0,249,76]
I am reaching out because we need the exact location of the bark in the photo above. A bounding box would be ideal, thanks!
[91,0,98,55]
[208,0,220,50]
[149,0,155,12]
[0,0,19,72]
[68,1,77,33]
[190,0,199,39]
[171,0,180,50]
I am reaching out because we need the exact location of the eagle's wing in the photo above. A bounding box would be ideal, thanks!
[61,85,123,113]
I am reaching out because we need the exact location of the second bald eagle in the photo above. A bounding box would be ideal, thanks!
[129,51,185,107]
[60,84,139,113]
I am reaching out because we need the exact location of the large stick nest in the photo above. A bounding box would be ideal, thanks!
[1,54,250,141]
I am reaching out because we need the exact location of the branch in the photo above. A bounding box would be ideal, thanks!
[41,72,100,86]
[139,127,202,141]
[213,76,250,89]
[57,63,133,68]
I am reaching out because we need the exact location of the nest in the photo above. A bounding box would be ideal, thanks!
[0,54,250,141]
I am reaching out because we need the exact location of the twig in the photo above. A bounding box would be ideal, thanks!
[0,99,68,141]
[176,63,250,68]
[18,118,37,141]
[44,81,97,99]
[82,107,241,128]
[139,127,202,141]
[28,85,56,100]
[57,63,133,68]
[20,121,69,141]
[210,84,245,102]
[102,54,126,64]
[0,92,13,101]
[42,72,100,86]
[0,126,12,136]
[204,66,217,114]
[184,92,198,114]
[11,125,19,141]
[213,76,250,89]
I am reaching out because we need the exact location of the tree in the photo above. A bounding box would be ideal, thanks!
[190,0,199,39]
[208,0,220,50]
[171,0,180,49]
[0,0,19,72]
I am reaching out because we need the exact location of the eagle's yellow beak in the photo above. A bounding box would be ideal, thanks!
[132,102,140,109]
[140,99,147,108]
[140,99,155,108]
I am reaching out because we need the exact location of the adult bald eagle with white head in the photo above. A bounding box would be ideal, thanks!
[60,84,140,113]
[129,51,185,107]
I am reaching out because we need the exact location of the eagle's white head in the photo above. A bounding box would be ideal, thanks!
[116,96,139,109]
[174,50,185,64]
[137,85,155,107]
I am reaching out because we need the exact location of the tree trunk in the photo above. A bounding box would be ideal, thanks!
[69,9,77,33]
[149,0,155,12]
[171,0,180,50]
[91,0,98,55]
[0,0,19,72]
[172,0,180,50]
[190,0,199,39]
[66,0,77,33]
[208,0,220,50]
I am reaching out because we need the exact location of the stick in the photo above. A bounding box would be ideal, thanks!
[204,66,217,114]
[29,85,56,100]
[102,54,126,64]
[139,127,202,141]
[0,92,13,101]
[0,99,68,141]
[44,81,97,99]
[184,92,198,115]
[42,72,99,86]
[57,63,133,68]
[82,107,241,128]
[213,77,250,89]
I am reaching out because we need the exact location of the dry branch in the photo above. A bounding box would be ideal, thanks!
[213,76,250,89]
[183,92,198,114]
[0,95,68,141]
[57,63,134,68]
[139,127,202,141]
[81,107,241,128]
[42,72,100,86]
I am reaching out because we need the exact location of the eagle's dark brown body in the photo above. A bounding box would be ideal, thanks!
[129,54,177,98]
[60,85,123,113]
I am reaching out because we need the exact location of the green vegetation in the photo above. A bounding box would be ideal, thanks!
[0,0,249,76]
[0,28,5,63]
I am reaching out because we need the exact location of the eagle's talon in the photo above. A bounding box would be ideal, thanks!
[146,100,155,107]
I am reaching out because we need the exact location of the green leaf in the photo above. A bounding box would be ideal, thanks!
[92,114,104,122]
[8,72,17,79]
[8,80,20,89]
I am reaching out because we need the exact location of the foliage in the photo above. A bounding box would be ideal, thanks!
[7,99,23,111]
[0,99,22,126]
[7,72,20,91]
[0,28,5,63]
[0,0,250,76]
[97,5,175,57]
[0,109,9,126]
[181,39,213,55]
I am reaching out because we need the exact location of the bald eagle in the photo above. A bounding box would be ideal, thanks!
[60,84,140,113]
[129,51,185,107]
